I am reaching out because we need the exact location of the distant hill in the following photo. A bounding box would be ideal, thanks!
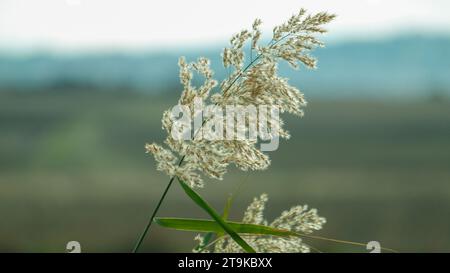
[0,35,449,99]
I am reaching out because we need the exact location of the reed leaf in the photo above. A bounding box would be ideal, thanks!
[154,217,296,237]
[177,179,256,253]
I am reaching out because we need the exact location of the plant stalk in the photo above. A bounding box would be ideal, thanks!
[132,176,175,253]
[133,155,185,253]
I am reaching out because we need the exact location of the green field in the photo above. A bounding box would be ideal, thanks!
[1,90,449,252]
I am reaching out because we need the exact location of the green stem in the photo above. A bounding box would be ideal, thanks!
[132,156,185,253]
[132,176,175,253]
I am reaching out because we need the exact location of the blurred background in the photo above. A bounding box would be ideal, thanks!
[0,0,449,252]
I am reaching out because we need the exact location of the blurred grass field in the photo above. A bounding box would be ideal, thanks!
[0,90,449,252]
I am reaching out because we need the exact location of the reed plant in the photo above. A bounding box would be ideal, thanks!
[133,9,337,253]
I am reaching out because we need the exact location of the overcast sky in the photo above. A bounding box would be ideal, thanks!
[0,0,449,52]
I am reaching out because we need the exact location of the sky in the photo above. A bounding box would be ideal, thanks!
[0,0,449,52]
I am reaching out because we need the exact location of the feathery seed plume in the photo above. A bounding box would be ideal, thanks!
[146,10,335,188]
[194,194,326,253]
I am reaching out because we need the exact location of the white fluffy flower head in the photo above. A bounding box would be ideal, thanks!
[146,10,335,188]
[194,194,326,253]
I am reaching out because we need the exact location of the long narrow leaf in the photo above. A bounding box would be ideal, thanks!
[155,217,297,237]
[155,217,398,253]
[222,195,233,221]
[177,179,256,253]
[194,195,234,251]
[216,195,234,238]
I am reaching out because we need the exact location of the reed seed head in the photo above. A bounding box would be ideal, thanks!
[194,194,326,253]
[146,9,335,188]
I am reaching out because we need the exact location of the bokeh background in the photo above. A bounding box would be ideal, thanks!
[1,0,449,252]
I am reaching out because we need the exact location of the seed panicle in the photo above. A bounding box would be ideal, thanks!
[146,9,335,188]
[194,194,326,253]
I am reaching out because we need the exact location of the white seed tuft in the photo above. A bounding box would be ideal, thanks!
[194,194,326,253]
[146,9,335,188]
